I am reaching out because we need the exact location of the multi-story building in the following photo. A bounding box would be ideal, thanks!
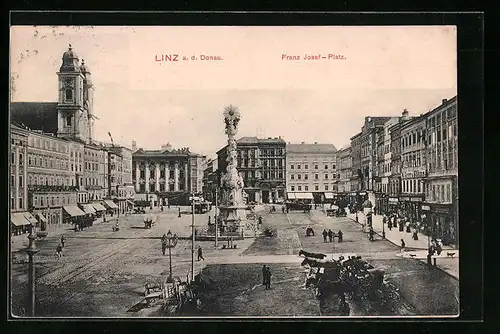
[10,125,33,235]
[336,145,352,193]
[286,143,337,203]
[349,132,362,195]
[399,114,427,222]
[202,158,218,203]
[10,45,134,232]
[422,96,458,246]
[217,136,286,204]
[375,117,400,214]
[387,110,413,211]
[132,143,205,206]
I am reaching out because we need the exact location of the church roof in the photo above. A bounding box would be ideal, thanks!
[10,102,58,134]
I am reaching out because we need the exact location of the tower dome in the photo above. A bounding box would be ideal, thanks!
[60,44,81,72]
[80,59,92,85]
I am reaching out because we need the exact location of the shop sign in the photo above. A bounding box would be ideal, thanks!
[411,197,423,202]
[421,205,430,211]
[399,197,409,202]
[389,197,399,203]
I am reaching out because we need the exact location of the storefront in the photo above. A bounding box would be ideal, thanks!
[36,212,48,231]
[103,200,119,217]
[388,196,399,214]
[91,202,107,221]
[399,195,424,222]
[80,203,97,227]
[11,212,32,235]
[421,203,457,246]
[374,193,389,215]
[62,205,86,230]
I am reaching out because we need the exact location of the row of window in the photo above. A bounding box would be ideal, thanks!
[401,151,424,168]
[401,129,424,149]
[29,136,69,153]
[401,179,423,194]
[426,182,453,203]
[138,183,183,192]
[290,164,336,170]
[426,104,457,130]
[33,194,77,207]
[28,174,72,186]
[289,184,334,191]
[28,153,69,170]
[11,197,24,210]
[290,173,336,180]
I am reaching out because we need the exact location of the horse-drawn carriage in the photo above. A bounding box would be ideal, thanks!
[299,250,385,301]
[286,202,312,213]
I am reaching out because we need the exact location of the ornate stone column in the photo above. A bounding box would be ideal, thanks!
[165,163,170,192]
[155,163,160,192]
[174,162,179,191]
[135,161,140,192]
[184,162,189,193]
[145,162,150,193]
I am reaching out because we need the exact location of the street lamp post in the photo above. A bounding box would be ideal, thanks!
[25,229,39,317]
[191,194,195,282]
[166,230,173,283]
[215,187,218,248]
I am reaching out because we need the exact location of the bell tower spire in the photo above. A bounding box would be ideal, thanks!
[56,44,90,143]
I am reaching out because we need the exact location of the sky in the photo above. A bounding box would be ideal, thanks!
[10,26,457,158]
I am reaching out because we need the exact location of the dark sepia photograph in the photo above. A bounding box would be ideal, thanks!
[9,24,459,318]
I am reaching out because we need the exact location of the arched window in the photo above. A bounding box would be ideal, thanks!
[65,89,73,101]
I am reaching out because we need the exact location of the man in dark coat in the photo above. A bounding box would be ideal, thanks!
[197,246,204,261]
[369,228,375,241]
[265,266,272,290]
[328,229,334,242]
[61,235,66,248]
[322,229,328,243]
[337,230,343,242]
[262,265,267,286]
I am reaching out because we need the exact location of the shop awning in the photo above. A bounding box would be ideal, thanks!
[37,213,48,223]
[63,205,86,217]
[104,200,119,209]
[91,202,107,211]
[23,212,38,225]
[81,204,96,214]
[11,212,31,226]
[288,193,313,199]
[126,199,134,205]
[287,193,296,199]
[324,193,334,199]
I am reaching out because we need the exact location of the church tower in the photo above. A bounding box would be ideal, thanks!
[56,45,90,143]
[80,59,95,143]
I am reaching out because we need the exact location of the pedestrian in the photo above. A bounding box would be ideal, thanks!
[61,235,66,248]
[388,216,393,230]
[337,230,343,242]
[400,239,406,252]
[322,229,328,243]
[258,215,263,225]
[328,229,334,242]
[265,266,272,290]
[369,228,375,241]
[55,244,63,258]
[262,265,267,286]
[282,206,285,214]
[197,246,204,261]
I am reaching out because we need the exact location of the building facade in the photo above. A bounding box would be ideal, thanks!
[422,97,458,246]
[350,132,362,193]
[10,45,134,233]
[217,137,286,204]
[286,143,337,202]
[202,158,218,203]
[399,115,427,222]
[132,143,205,206]
[336,145,352,193]
[10,125,31,234]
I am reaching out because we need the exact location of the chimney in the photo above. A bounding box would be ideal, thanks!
[161,143,172,150]
[442,99,448,104]
[301,141,305,144]
[314,142,318,144]
[131,140,137,151]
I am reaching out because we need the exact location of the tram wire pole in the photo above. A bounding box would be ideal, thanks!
[215,187,218,248]
[191,194,195,282]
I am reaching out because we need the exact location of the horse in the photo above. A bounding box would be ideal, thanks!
[299,250,327,259]
[300,257,340,269]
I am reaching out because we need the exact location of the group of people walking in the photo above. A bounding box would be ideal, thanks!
[55,235,66,257]
[322,229,343,243]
